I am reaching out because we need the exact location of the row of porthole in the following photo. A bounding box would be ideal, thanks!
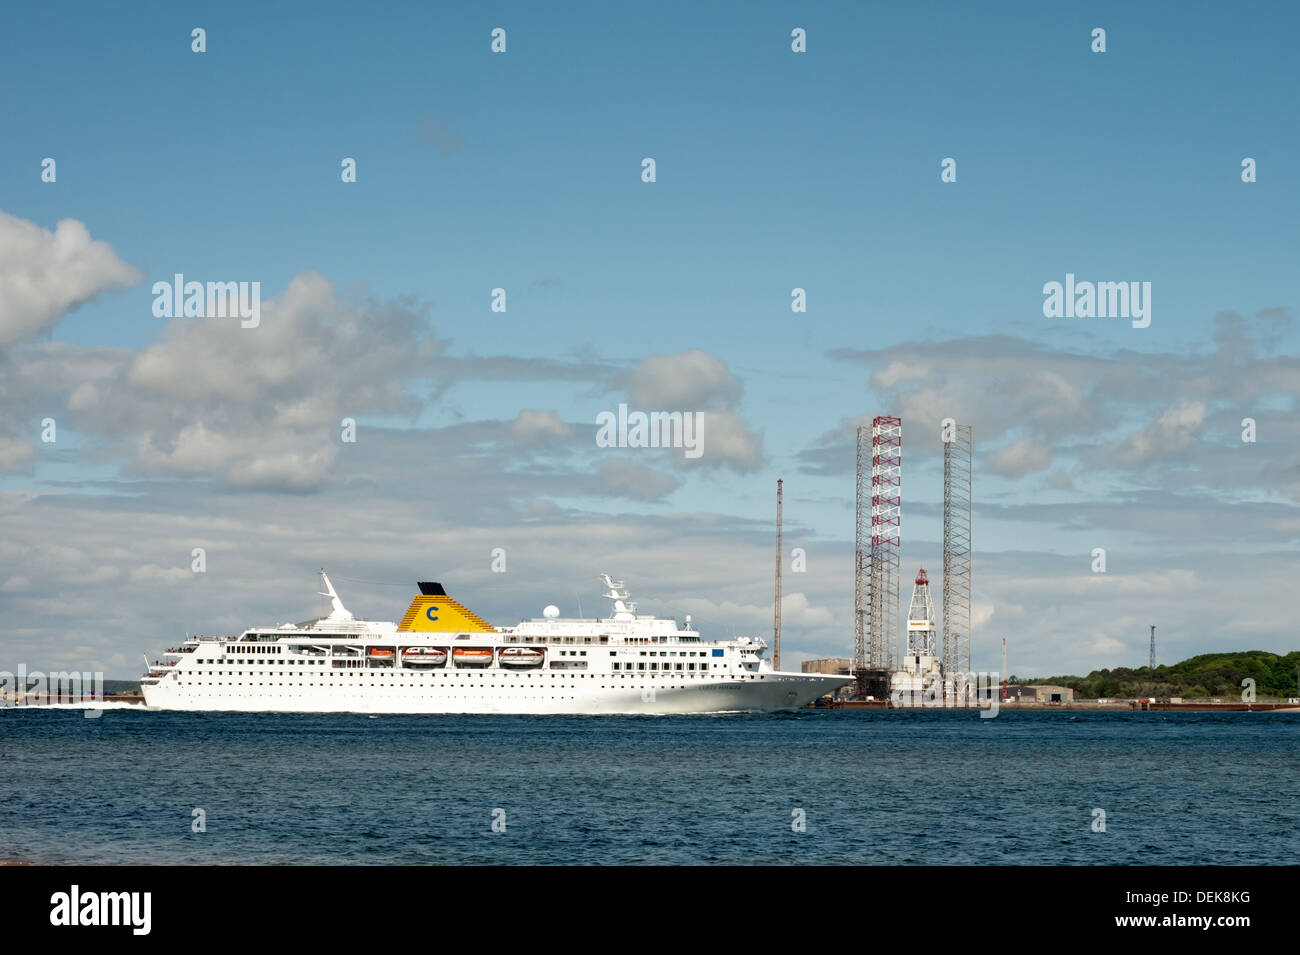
[163,683,770,698]
[175,671,743,681]
[167,680,759,696]
[171,686,712,691]
[171,672,763,683]
[173,681,710,689]
[170,696,588,700]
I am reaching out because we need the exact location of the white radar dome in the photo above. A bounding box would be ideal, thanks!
[543,605,560,618]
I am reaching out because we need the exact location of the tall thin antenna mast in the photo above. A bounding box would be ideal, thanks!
[1001,636,1007,701]
[774,477,783,672]
[1149,625,1156,672]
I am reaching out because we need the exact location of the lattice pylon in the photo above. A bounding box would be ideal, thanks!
[853,427,869,678]
[942,423,973,694]
[868,417,901,672]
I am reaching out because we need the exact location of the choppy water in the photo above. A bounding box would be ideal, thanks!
[2,708,1296,865]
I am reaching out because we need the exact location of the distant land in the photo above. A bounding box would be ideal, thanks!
[1010,651,1300,700]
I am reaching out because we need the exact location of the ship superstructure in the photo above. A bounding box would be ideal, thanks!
[140,572,851,714]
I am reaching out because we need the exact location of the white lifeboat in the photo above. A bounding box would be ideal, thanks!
[402,647,447,667]
[452,647,495,668]
[499,647,545,668]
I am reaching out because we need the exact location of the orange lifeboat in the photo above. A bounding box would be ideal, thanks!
[402,647,447,667]
[367,647,395,658]
[452,647,495,668]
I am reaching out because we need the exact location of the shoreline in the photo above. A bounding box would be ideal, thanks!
[812,700,1300,712]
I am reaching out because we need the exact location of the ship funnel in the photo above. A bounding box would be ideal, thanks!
[398,583,495,633]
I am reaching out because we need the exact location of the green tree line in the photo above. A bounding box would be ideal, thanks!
[1010,650,1300,700]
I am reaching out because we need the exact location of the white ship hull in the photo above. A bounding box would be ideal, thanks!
[139,572,853,715]
[142,671,848,715]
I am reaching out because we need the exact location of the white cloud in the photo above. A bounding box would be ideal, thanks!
[1044,470,1074,490]
[65,271,441,490]
[622,348,743,410]
[0,433,35,474]
[0,212,141,346]
[971,601,995,631]
[128,564,191,585]
[684,409,762,471]
[597,458,680,499]
[779,591,836,627]
[513,408,571,443]
[1110,400,1206,464]
[824,317,1300,493]
[985,436,1052,479]
[617,350,762,472]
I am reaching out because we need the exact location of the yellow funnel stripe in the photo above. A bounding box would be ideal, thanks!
[397,595,495,633]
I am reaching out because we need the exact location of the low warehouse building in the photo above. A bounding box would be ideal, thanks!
[1006,684,1075,703]
[801,657,853,676]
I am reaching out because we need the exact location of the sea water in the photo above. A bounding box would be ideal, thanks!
[2,708,1296,865]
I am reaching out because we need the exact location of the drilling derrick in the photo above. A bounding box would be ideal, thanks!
[906,568,938,659]
[894,566,942,699]
[942,423,972,699]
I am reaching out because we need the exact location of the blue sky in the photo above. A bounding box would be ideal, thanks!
[1,1,1298,678]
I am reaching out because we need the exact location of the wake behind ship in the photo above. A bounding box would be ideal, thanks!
[140,573,852,714]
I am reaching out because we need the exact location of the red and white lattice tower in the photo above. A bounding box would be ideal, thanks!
[866,417,901,671]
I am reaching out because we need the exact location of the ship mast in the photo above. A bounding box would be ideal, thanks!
[318,570,354,620]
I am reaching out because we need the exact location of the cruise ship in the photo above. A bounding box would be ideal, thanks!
[140,572,852,714]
